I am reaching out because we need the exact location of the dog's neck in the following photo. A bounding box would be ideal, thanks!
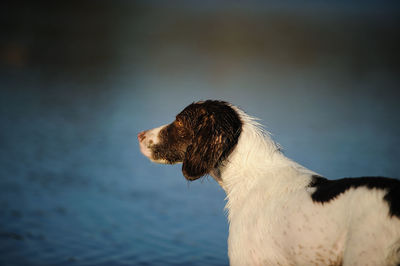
[211,111,315,221]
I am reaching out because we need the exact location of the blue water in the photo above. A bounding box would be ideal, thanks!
[1,2,400,265]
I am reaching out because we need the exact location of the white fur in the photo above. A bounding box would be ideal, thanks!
[216,105,400,266]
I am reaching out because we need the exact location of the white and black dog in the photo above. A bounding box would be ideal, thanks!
[138,100,400,266]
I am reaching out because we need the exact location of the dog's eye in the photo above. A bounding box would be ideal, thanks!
[175,120,184,127]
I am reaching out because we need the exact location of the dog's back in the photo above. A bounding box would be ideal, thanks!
[227,173,400,265]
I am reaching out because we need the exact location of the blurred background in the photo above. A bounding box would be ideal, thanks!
[1,1,399,265]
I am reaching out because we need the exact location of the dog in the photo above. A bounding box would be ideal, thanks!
[138,100,400,266]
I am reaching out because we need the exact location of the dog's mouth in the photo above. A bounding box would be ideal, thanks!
[139,141,153,159]
[138,131,155,160]
[138,139,172,165]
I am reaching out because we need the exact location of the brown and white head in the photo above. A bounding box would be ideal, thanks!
[138,100,242,181]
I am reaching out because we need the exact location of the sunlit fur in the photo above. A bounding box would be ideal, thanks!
[215,105,400,266]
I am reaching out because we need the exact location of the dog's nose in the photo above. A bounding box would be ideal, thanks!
[137,131,146,142]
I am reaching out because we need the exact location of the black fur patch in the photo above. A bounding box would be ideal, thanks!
[152,120,192,164]
[309,175,400,218]
[152,100,242,181]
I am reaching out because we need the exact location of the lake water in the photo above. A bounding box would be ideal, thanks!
[1,2,399,265]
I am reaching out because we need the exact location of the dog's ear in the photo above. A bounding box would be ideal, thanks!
[181,102,242,181]
[182,118,226,180]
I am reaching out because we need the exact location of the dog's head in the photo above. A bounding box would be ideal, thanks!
[138,100,242,181]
